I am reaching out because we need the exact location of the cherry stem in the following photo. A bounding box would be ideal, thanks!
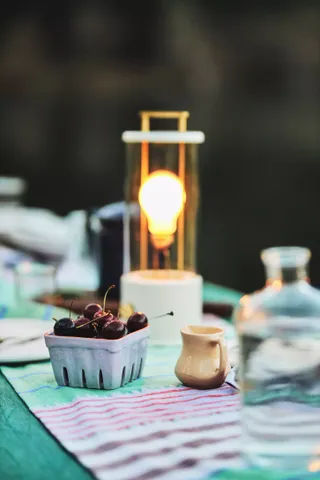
[69,297,78,319]
[76,310,113,329]
[103,285,115,312]
[76,318,98,329]
[150,311,174,320]
[93,324,99,336]
[52,317,58,322]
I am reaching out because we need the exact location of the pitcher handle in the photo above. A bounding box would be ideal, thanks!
[216,338,227,377]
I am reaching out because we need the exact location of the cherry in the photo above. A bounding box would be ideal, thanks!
[74,316,95,338]
[126,311,174,333]
[83,303,102,320]
[101,320,126,339]
[54,318,75,336]
[94,311,114,332]
[53,297,78,336]
[72,310,115,337]
[127,312,148,332]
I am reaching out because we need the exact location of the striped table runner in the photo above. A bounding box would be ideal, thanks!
[1,305,316,479]
[2,344,242,480]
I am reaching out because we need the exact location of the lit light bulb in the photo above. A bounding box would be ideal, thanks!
[139,170,186,249]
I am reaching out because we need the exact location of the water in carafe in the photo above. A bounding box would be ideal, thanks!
[235,247,320,472]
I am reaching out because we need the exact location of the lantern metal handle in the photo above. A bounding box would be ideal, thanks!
[139,111,189,132]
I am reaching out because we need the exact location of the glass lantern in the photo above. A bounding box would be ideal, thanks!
[120,111,205,344]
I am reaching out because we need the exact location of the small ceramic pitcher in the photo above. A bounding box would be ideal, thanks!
[174,325,230,389]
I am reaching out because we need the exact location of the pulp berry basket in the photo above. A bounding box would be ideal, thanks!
[44,326,150,390]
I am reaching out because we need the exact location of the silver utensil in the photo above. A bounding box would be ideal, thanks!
[0,335,43,346]
[225,367,240,390]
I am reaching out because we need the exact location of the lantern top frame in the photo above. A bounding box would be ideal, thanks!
[122,110,204,144]
[122,131,204,144]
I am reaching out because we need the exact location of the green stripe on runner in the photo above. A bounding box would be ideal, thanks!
[1,346,181,408]
[212,469,316,480]
[246,388,320,407]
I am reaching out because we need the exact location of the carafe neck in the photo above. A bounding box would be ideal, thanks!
[262,247,310,285]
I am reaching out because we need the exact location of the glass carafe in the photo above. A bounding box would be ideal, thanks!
[234,247,320,472]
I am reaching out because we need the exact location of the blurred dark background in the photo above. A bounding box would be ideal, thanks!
[1,1,319,293]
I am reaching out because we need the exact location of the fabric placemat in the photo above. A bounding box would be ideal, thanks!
[2,346,241,480]
[1,301,317,480]
[1,304,242,480]
[2,345,315,480]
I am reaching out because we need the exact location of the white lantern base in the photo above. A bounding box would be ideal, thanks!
[120,270,203,345]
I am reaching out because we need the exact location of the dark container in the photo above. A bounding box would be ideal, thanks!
[92,203,139,300]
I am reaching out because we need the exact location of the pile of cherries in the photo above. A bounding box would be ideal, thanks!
[53,285,173,340]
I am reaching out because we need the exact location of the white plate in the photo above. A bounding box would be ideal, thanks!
[0,318,51,363]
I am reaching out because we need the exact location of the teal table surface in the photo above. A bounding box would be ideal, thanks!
[0,282,241,480]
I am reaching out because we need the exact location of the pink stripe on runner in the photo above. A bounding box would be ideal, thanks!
[37,400,236,430]
[35,392,237,418]
[47,403,239,440]
[56,405,239,442]
[37,395,238,428]
[46,403,239,439]
[34,386,234,418]
[34,386,195,414]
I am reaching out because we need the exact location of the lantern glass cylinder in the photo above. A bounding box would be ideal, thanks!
[124,140,201,274]
[121,113,205,345]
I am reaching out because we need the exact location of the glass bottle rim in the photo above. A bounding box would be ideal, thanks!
[261,246,311,268]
